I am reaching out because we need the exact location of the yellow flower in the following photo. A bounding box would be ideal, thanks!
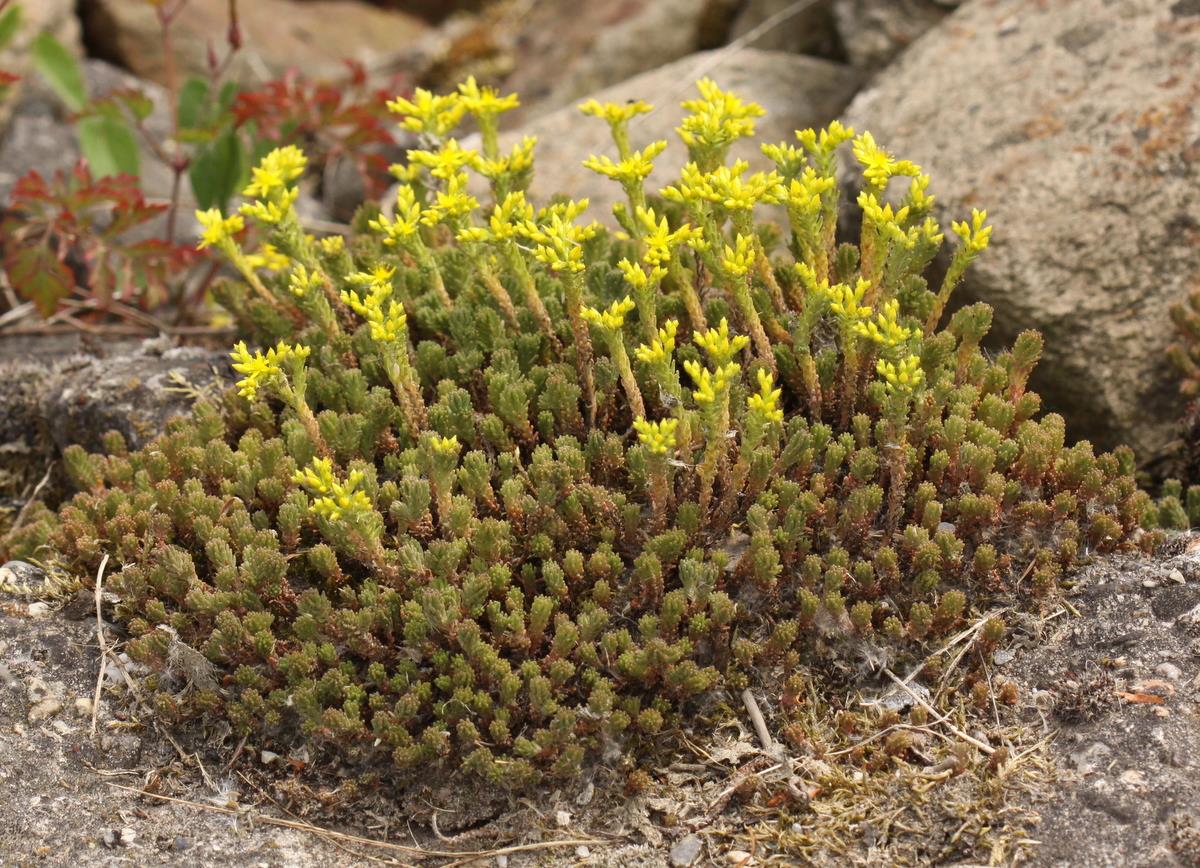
[578,99,653,126]
[430,434,461,457]
[693,318,749,366]
[877,354,925,394]
[244,243,289,272]
[782,167,835,215]
[196,209,244,250]
[342,267,408,344]
[661,160,781,211]
[796,121,855,159]
[720,234,757,278]
[230,341,309,401]
[684,359,739,407]
[634,320,679,366]
[952,208,992,254]
[617,258,666,290]
[852,132,920,191]
[583,141,667,186]
[420,171,478,227]
[387,88,465,137]
[457,76,519,120]
[293,458,372,523]
[369,185,423,245]
[242,145,307,199]
[473,136,537,181]
[636,206,704,267]
[825,278,872,322]
[677,78,764,152]
[854,299,917,348]
[408,139,479,181]
[239,187,299,225]
[582,296,636,332]
[523,208,597,274]
[458,191,535,244]
[746,368,783,425]
[633,417,679,455]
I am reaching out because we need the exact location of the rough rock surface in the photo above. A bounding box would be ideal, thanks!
[0,0,83,107]
[498,0,742,121]
[0,337,228,456]
[79,0,430,85]
[841,0,1200,461]
[508,49,859,223]
[727,0,841,57]
[832,0,960,69]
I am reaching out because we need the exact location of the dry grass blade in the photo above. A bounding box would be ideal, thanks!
[90,553,111,738]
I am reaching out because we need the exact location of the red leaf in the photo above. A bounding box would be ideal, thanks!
[4,242,76,316]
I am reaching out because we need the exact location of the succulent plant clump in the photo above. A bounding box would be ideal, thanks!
[3,77,1158,786]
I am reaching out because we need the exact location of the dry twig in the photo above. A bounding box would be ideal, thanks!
[90,554,111,738]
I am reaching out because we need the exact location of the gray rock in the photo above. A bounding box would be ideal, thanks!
[841,0,1199,460]
[0,337,229,457]
[727,0,840,58]
[832,0,960,69]
[510,49,858,224]
[500,0,742,121]
[670,833,704,866]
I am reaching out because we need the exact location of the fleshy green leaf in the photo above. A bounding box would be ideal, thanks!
[177,76,209,130]
[0,4,22,53]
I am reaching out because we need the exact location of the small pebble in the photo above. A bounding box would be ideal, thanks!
[727,850,755,866]
[1156,662,1182,681]
[74,697,93,718]
[1142,578,1159,589]
[575,846,590,857]
[555,809,571,827]
[27,602,52,619]
[993,649,1015,666]
[670,833,703,866]
[28,698,63,722]
[261,750,280,765]
[1168,569,1186,585]
[495,856,508,868]
[172,836,190,852]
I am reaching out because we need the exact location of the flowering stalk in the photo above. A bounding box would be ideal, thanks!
[633,417,678,529]
[230,341,330,459]
[582,297,644,419]
[293,458,392,575]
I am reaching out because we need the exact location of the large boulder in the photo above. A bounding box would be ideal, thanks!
[509,49,859,222]
[79,0,429,85]
[841,0,1200,462]
[727,0,840,57]
[832,0,961,69]
[497,0,742,120]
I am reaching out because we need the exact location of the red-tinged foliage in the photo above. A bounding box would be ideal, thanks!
[1,162,197,316]
[233,61,406,198]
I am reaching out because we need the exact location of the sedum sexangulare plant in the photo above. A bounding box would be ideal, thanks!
[4,76,1159,786]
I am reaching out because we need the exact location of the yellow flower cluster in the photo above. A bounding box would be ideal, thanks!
[634,319,679,366]
[854,299,916,349]
[797,120,855,161]
[683,359,739,407]
[240,145,306,225]
[473,136,537,184]
[852,132,920,192]
[663,161,781,212]
[746,368,783,425]
[633,417,679,455]
[408,139,477,181]
[578,99,653,127]
[583,140,667,187]
[524,209,598,274]
[458,192,535,244]
[292,458,372,523]
[230,340,310,401]
[456,76,519,122]
[387,88,466,137]
[369,186,423,246]
[694,318,749,366]
[245,243,289,272]
[430,434,461,457]
[636,207,705,267]
[422,172,478,226]
[953,209,992,254]
[196,209,244,251]
[825,278,873,322]
[582,296,636,332]
[341,267,407,344]
[720,234,757,278]
[677,77,764,152]
[876,355,925,395]
[617,257,666,291]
